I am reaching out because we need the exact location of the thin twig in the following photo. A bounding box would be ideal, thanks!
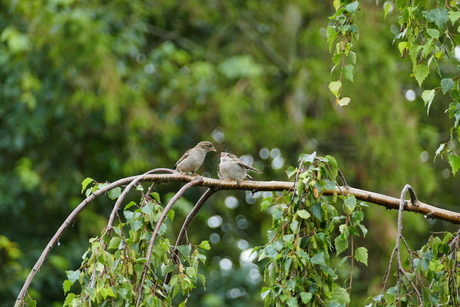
[164,188,217,284]
[135,177,204,307]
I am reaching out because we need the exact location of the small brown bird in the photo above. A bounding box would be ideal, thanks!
[174,141,216,174]
[217,152,262,183]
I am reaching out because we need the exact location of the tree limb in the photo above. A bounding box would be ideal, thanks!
[140,173,460,224]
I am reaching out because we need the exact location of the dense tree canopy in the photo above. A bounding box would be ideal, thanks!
[1,0,460,306]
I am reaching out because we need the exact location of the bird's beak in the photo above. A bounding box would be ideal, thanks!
[211,147,217,152]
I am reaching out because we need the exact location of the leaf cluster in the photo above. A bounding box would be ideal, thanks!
[259,153,369,306]
[327,0,460,174]
[372,232,460,306]
[61,182,209,307]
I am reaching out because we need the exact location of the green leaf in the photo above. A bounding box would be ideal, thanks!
[330,284,350,304]
[108,236,122,252]
[63,293,76,307]
[199,240,211,250]
[326,26,338,51]
[349,51,356,64]
[448,154,460,176]
[300,292,313,303]
[296,209,311,219]
[336,97,351,106]
[100,287,115,299]
[334,236,348,255]
[296,250,310,262]
[260,197,273,210]
[167,208,175,221]
[65,270,80,283]
[343,64,354,82]
[441,78,455,94]
[310,252,325,265]
[81,177,93,193]
[186,266,196,276]
[344,196,356,212]
[177,245,192,258]
[435,143,446,157]
[426,28,440,39]
[358,224,368,237]
[332,0,341,10]
[108,187,121,200]
[398,42,408,55]
[63,279,72,294]
[272,206,284,220]
[290,220,299,232]
[324,155,339,178]
[339,224,349,236]
[335,256,348,269]
[329,81,342,98]
[351,210,364,224]
[423,8,449,29]
[413,64,429,86]
[131,220,143,232]
[299,152,316,163]
[142,202,153,215]
[449,11,460,24]
[345,1,359,13]
[421,89,436,115]
[383,2,391,18]
[124,201,137,210]
[285,166,297,179]
[451,89,460,103]
[150,192,161,202]
[287,297,298,307]
[312,203,322,221]
[354,247,368,265]
[161,261,175,275]
[198,273,206,288]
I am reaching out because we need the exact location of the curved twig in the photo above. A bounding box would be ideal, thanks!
[135,177,204,307]
[389,185,423,305]
[107,168,175,231]
[164,188,217,284]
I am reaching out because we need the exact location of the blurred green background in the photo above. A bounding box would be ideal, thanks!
[1,0,459,306]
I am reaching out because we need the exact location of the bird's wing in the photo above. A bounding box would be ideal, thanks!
[237,161,262,174]
[174,149,192,169]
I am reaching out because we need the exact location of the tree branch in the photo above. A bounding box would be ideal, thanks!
[140,173,460,224]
